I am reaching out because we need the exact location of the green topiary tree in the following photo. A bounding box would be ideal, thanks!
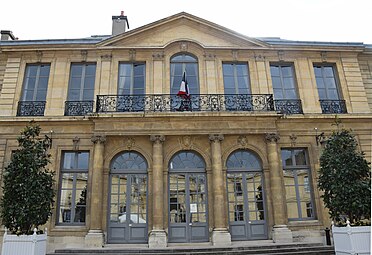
[0,122,55,235]
[317,123,371,226]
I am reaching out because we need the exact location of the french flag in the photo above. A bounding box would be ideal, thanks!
[177,72,190,98]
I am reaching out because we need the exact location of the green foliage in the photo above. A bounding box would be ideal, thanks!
[318,127,371,226]
[0,122,55,235]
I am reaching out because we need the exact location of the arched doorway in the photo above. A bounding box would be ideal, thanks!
[168,151,208,243]
[107,151,148,243]
[226,150,267,240]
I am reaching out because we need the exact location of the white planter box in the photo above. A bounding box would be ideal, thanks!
[332,222,371,255]
[2,228,47,255]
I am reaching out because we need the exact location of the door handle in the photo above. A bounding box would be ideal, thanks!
[129,224,132,227]
[248,221,252,224]
[189,223,192,226]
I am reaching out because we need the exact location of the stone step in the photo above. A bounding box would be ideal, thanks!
[49,243,335,255]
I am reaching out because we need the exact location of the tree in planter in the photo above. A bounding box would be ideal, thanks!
[317,121,371,226]
[0,122,55,235]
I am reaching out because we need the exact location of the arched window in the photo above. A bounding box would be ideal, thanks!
[169,151,205,171]
[111,151,147,173]
[170,54,199,95]
[226,150,261,170]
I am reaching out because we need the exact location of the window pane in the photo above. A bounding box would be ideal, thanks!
[272,77,282,89]
[77,152,89,169]
[270,65,280,76]
[84,77,95,90]
[36,89,47,101]
[313,66,322,77]
[283,77,295,89]
[287,202,299,218]
[63,153,75,169]
[281,66,292,77]
[283,170,296,186]
[70,77,82,90]
[294,149,307,165]
[85,64,96,76]
[323,67,334,77]
[40,65,51,76]
[61,173,74,189]
[223,64,234,75]
[281,150,292,166]
[71,65,83,77]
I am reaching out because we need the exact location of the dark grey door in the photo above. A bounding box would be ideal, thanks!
[226,150,267,240]
[108,152,148,244]
[168,151,208,243]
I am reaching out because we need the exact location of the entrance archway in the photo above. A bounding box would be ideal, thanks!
[226,150,267,240]
[107,151,148,243]
[168,151,209,243]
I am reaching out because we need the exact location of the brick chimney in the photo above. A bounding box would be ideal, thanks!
[1,30,16,41]
[112,11,129,36]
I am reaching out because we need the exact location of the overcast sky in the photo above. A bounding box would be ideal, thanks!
[1,0,371,44]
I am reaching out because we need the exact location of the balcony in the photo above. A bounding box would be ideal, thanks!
[274,99,303,114]
[320,100,347,114]
[65,101,94,116]
[17,101,46,116]
[96,94,275,113]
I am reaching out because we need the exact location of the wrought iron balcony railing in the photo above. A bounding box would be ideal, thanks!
[17,101,46,116]
[274,99,303,114]
[96,94,275,113]
[65,101,94,116]
[320,100,347,114]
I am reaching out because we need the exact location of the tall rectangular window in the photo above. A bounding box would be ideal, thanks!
[270,64,302,114]
[281,149,315,220]
[67,63,96,101]
[17,64,50,116]
[313,64,346,113]
[223,63,250,94]
[223,63,252,111]
[313,65,340,100]
[118,63,145,95]
[270,64,298,100]
[21,64,50,101]
[65,63,96,116]
[57,151,89,225]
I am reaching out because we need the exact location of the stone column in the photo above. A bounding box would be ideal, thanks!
[209,134,231,246]
[265,133,293,243]
[85,135,106,247]
[148,135,167,248]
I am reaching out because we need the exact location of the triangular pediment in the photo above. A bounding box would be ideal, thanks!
[98,12,268,49]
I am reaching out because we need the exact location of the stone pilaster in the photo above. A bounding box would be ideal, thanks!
[209,134,231,246]
[148,135,167,248]
[85,135,106,248]
[265,133,293,243]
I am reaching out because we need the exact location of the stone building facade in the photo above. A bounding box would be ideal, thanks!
[0,12,371,252]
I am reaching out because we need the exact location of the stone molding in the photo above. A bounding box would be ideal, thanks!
[100,54,112,61]
[150,135,165,144]
[204,52,216,61]
[91,135,106,144]
[129,49,136,61]
[124,137,135,150]
[209,134,224,143]
[152,52,165,60]
[237,135,248,147]
[265,133,280,143]
[178,135,194,149]
[81,50,88,62]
